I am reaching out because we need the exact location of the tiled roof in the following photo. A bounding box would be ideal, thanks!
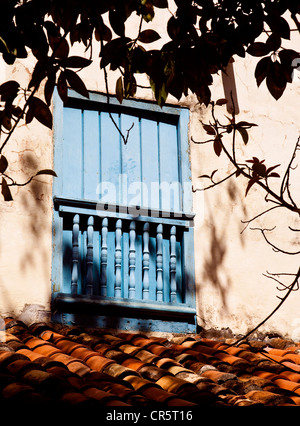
[1,317,300,412]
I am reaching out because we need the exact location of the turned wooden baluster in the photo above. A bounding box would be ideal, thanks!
[86,216,94,296]
[71,214,80,294]
[100,217,108,296]
[114,219,122,297]
[170,225,177,303]
[142,222,150,300]
[128,221,136,299]
[156,223,163,302]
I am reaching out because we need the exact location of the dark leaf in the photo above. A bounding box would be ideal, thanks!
[247,42,271,57]
[138,29,161,44]
[95,22,112,43]
[109,10,125,37]
[252,162,267,177]
[0,80,19,101]
[213,137,222,157]
[53,38,69,59]
[11,106,23,118]
[28,97,53,129]
[268,172,280,178]
[203,124,215,135]
[57,71,68,103]
[245,176,259,196]
[266,15,290,40]
[153,0,168,8]
[116,76,124,104]
[215,98,228,106]
[60,56,92,69]
[266,33,281,52]
[1,177,13,201]
[29,59,48,89]
[237,127,249,144]
[236,121,258,128]
[167,16,180,40]
[246,157,261,164]
[44,72,56,106]
[266,164,280,175]
[2,114,12,131]
[0,155,8,174]
[64,69,89,99]
[279,49,299,83]
[266,60,287,100]
[25,107,34,125]
[255,56,272,87]
[35,169,57,177]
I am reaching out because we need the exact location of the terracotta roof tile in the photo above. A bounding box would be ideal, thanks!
[2,317,300,410]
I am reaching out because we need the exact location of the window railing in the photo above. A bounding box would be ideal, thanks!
[53,197,196,320]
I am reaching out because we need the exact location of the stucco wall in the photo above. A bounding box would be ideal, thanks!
[191,55,300,339]
[0,10,299,339]
[0,60,54,320]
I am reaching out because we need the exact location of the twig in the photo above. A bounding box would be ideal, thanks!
[231,267,300,346]
[240,205,282,234]
[250,226,300,255]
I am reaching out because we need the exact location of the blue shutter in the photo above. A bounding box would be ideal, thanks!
[52,92,195,327]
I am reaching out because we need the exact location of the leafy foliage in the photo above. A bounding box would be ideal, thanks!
[0,0,299,200]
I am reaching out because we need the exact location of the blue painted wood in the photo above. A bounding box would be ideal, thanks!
[62,108,82,198]
[114,219,122,297]
[128,221,136,299]
[140,118,159,209]
[142,222,150,300]
[100,112,121,205]
[158,121,180,212]
[71,214,80,294]
[86,216,94,296]
[100,217,108,296]
[156,224,163,302]
[83,110,100,200]
[52,90,196,332]
[121,115,141,207]
[170,225,177,303]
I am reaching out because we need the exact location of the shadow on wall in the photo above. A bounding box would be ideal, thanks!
[195,176,250,327]
[0,150,52,318]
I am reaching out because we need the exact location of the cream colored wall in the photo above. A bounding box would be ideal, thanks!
[0,60,54,320]
[191,55,300,339]
[0,9,299,339]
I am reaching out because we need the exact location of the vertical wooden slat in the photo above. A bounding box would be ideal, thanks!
[114,219,122,297]
[142,222,150,300]
[71,214,80,294]
[62,108,82,198]
[100,217,108,296]
[100,112,121,204]
[86,216,94,296]
[158,122,180,212]
[170,225,177,303]
[83,110,100,200]
[128,221,136,299]
[156,223,163,302]
[121,114,141,206]
[140,119,160,209]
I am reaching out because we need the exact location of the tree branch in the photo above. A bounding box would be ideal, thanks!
[250,226,300,255]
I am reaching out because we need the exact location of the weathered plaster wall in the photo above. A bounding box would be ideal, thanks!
[0,59,54,320]
[0,9,299,339]
[191,54,300,340]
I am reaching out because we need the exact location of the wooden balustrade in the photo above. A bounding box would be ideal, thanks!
[68,214,189,304]
[54,197,194,308]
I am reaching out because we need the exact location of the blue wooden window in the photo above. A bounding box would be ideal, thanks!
[52,90,196,331]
